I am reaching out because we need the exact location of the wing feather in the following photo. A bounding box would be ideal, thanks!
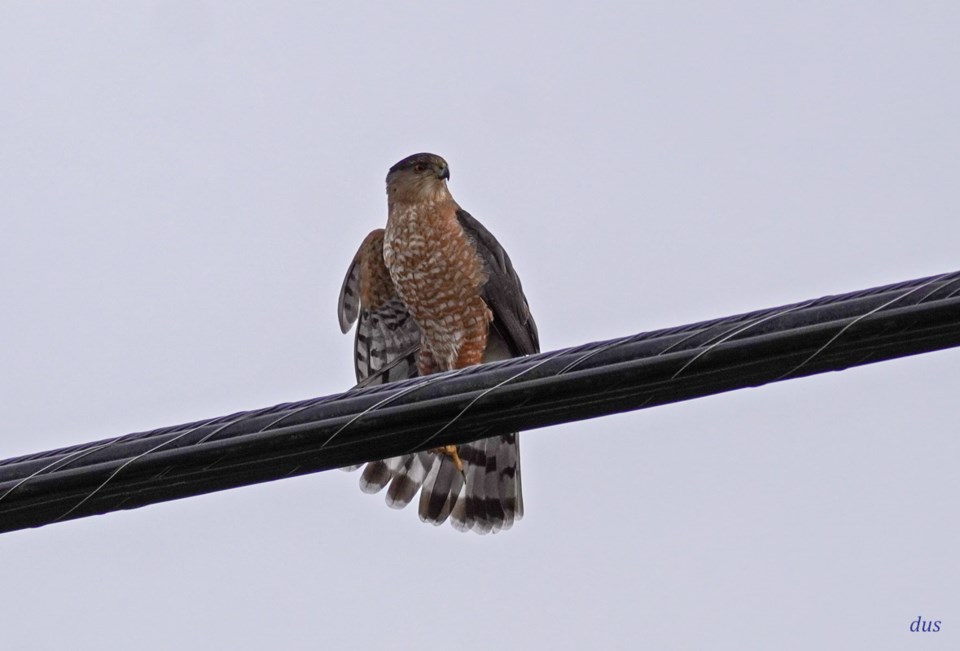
[457,209,539,356]
[337,249,362,334]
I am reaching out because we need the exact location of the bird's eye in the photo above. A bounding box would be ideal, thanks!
[413,164,427,173]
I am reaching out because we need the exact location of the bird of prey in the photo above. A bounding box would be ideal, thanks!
[338,153,539,534]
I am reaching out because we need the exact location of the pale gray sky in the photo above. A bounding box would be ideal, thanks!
[1,2,958,649]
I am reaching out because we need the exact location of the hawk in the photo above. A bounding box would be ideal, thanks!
[338,153,539,534]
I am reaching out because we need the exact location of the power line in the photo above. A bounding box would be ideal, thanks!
[1,270,958,534]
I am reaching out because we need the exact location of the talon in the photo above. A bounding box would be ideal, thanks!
[432,444,464,473]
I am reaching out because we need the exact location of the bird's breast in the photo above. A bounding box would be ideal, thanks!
[383,201,491,369]
[384,203,486,313]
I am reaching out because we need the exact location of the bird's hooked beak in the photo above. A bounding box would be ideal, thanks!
[436,164,450,181]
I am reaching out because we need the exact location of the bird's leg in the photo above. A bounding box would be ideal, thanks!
[420,346,467,474]
[431,444,464,473]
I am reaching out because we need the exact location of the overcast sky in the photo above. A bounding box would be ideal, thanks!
[1,3,958,649]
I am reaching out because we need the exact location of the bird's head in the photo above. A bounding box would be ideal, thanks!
[385,153,452,203]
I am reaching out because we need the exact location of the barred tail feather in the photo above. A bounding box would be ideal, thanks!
[385,452,432,509]
[419,455,464,525]
[358,456,405,494]
[449,434,521,534]
[497,432,523,529]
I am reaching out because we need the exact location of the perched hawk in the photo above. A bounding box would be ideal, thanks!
[338,153,539,534]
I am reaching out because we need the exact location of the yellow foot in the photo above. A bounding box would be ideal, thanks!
[432,444,464,473]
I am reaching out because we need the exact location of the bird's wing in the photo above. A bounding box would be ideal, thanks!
[337,230,421,385]
[337,231,428,502]
[456,208,540,356]
[352,297,420,387]
[337,247,362,335]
